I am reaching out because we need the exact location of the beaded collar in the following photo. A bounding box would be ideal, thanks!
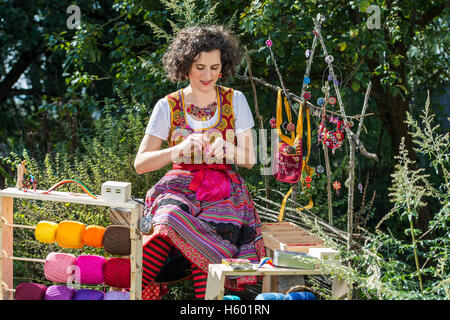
[185,101,218,121]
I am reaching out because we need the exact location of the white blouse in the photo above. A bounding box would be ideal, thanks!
[145,89,255,141]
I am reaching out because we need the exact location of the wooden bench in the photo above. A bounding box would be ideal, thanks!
[204,263,347,300]
[203,222,348,300]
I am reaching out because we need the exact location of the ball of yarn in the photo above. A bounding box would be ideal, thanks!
[103,225,131,256]
[56,220,86,249]
[255,292,285,300]
[44,252,77,283]
[285,292,316,300]
[45,285,76,300]
[75,255,105,285]
[82,225,105,248]
[104,291,130,300]
[14,283,47,300]
[73,289,104,300]
[35,221,58,244]
[223,295,241,300]
[104,257,131,288]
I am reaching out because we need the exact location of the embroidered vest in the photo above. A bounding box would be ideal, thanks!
[166,85,236,164]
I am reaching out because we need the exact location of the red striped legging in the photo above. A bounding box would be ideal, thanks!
[142,236,207,299]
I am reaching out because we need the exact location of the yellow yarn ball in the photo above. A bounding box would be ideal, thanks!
[56,221,86,249]
[35,221,58,244]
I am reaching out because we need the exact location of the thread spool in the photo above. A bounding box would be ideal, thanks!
[35,221,58,244]
[104,291,130,300]
[44,252,77,283]
[14,283,47,300]
[285,292,316,300]
[75,255,105,285]
[45,285,77,300]
[73,288,105,300]
[56,221,86,249]
[223,295,241,300]
[103,257,131,288]
[255,292,285,300]
[82,225,105,248]
[103,225,131,256]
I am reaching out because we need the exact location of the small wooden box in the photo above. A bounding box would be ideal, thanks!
[101,181,131,203]
[308,248,341,266]
[261,222,325,293]
[261,222,325,254]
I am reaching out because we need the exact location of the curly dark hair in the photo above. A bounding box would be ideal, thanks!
[162,25,242,82]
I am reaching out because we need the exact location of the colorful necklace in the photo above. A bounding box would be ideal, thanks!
[185,101,218,121]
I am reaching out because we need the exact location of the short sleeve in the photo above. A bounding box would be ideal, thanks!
[233,90,255,134]
[145,98,171,141]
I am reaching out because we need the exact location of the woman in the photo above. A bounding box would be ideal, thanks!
[134,25,265,300]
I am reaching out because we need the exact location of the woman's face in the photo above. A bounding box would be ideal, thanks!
[188,49,222,93]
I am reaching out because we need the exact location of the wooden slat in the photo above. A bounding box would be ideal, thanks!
[1,197,13,300]
[0,188,139,209]
[129,206,143,300]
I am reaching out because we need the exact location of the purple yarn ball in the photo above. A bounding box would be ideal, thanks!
[73,288,105,300]
[45,285,76,300]
[104,291,130,300]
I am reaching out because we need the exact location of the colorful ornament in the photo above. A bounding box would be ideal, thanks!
[316,165,324,175]
[327,74,333,81]
[265,39,273,47]
[358,183,363,193]
[334,79,340,86]
[305,49,311,58]
[317,97,325,106]
[333,181,341,194]
[325,55,334,64]
[329,96,337,105]
[305,176,312,183]
[303,91,311,100]
[286,122,296,132]
[303,76,311,85]
[23,174,38,192]
[269,117,276,128]
[318,118,346,152]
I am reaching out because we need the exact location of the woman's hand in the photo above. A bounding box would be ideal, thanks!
[173,133,205,163]
[203,135,235,164]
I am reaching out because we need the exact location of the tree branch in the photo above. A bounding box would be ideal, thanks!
[416,2,449,27]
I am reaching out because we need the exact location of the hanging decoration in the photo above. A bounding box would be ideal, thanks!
[332,181,341,195]
[269,116,277,128]
[318,116,346,154]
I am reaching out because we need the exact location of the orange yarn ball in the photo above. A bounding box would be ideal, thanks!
[56,221,86,249]
[82,225,105,248]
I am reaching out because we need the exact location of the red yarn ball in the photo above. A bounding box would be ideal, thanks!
[104,257,131,288]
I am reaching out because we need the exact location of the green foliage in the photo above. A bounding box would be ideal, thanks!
[311,95,449,300]
[1,0,449,300]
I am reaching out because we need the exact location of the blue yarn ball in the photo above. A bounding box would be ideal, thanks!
[223,295,241,300]
[303,77,311,85]
[285,292,316,300]
[255,293,285,300]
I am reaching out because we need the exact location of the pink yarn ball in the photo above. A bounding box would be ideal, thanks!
[44,252,77,283]
[75,255,105,285]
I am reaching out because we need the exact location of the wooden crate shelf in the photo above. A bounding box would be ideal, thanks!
[0,187,143,300]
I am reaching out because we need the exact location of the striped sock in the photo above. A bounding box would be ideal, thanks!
[142,237,171,289]
[192,264,208,299]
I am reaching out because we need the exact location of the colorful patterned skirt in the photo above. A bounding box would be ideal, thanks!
[142,165,266,293]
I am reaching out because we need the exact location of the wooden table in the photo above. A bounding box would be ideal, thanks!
[205,263,347,300]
